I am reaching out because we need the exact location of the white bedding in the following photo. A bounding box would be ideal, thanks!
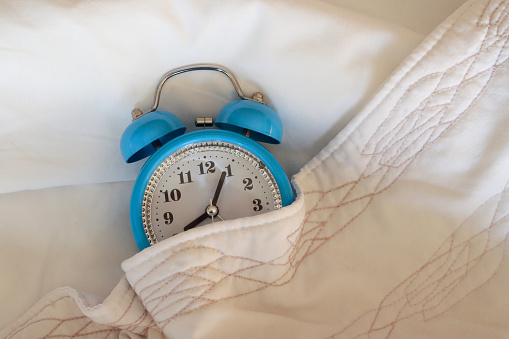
[0,0,429,194]
[4,0,509,337]
[0,0,429,321]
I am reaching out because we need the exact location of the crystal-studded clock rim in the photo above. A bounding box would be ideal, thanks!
[141,141,283,245]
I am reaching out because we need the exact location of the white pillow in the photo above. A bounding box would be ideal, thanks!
[0,0,424,194]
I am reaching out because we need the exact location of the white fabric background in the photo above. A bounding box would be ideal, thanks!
[1,0,488,335]
[0,0,434,194]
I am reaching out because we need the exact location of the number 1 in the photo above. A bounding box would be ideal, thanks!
[225,164,234,177]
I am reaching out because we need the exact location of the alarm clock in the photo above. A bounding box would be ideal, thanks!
[120,64,294,250]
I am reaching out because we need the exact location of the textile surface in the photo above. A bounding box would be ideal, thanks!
[3,0,509,338]
[1,0,426,327]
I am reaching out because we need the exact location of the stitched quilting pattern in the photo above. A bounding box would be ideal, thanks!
[127,209,306,329]
[6,296,121,339]
[326,183,509,338]
[124,0,509,334]
[301,0,509,257]
[5,283,157,339]
[4,0,509,338]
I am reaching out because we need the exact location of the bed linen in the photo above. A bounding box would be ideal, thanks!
[0,0,430,327]
[3,0,509,337]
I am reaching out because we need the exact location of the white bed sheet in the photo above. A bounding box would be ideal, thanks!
[0,0,431,194]
[0,0,429,325]
[1,0,485,334]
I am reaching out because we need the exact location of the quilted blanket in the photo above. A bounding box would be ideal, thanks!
[2,0,509,337]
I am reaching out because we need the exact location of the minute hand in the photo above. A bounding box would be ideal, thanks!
[212,171,227,206]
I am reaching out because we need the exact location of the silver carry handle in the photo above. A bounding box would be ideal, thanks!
[132,63,264,120]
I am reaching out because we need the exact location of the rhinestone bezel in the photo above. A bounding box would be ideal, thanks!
[141,141,283,245]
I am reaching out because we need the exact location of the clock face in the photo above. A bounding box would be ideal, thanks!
[141,141,283,244]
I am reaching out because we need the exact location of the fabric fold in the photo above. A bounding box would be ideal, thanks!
[3,0,509,337]
[1,278,158,338]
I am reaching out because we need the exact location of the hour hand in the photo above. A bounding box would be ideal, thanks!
[184,171,226,232]
[183,212,208,231]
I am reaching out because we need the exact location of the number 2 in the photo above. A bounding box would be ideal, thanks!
[243,178,253,190]
[198,161,216,175]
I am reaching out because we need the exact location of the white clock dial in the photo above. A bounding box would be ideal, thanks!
[141,141,282,244]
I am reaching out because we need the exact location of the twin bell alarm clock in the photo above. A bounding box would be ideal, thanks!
[120,64,294,250]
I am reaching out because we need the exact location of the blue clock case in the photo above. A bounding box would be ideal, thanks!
[120,64,294,251]
[129,129,294,250]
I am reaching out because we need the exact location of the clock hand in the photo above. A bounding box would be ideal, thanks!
[185,171,227,231]
[209,198,215,223]
[212,171,227,206]
[208,199,224,223]
[183,212,208,231]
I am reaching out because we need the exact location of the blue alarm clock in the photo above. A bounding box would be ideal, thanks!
[120,64,294,250]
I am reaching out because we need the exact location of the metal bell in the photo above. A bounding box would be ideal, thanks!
[215,100,283,144]
[120,111,186,163]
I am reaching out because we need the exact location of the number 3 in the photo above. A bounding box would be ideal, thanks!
[252,199,263,212]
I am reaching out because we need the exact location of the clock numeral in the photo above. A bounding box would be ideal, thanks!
[178,170,193,184]
[163,212,174,225]
[162,189,181,202]
[198,161,216,175]
[243,178,253,191]
[252,199,263,212]
[225,164,234,177]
